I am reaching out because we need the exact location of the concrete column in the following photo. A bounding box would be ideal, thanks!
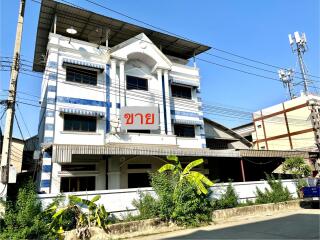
[96,160,107,190]
[50,163,61,194]
[108,156,121,189]
[110,59,117,132]
[157,68,165,134]
[163,70,172,135]
[119,60,125,108]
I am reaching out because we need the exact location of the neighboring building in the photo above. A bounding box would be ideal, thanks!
[22,135,39,174]
[204,118,251,150]
[0,132,38,176]
[252,93,320,152]
[0,135,24,175]
[232,122,254,143]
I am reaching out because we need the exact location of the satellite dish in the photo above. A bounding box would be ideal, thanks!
[88,28,108,47]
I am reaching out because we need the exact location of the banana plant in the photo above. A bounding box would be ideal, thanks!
[159,156,214,195]
[45,194,109,238]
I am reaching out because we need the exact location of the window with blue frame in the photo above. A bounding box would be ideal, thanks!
[174,124,195,137]
[66,66,97,85]
[126,75,148,90]
[63,114,97,132]
[171,84,192,99]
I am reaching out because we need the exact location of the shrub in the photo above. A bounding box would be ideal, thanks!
[150,171,177,221]
[213,182,239,210]
[0,180,53,240]
[131,156,215,227]
[255,175,292,204]
[131,192,158,220]
[172,181,213,227]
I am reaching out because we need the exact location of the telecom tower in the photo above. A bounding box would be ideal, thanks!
[288,31,309,95]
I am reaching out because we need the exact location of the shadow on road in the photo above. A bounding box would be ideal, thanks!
[167,214,320,239]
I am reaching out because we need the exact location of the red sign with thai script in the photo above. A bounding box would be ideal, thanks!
[120,106,159,130]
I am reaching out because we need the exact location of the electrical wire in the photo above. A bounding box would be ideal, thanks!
[14,114,24,140]
[13,58,318,122]
[16,103,32,138]
[26,0,320,83]
[79,0,320,80]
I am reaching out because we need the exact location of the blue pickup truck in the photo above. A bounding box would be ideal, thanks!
[302,178,320,208]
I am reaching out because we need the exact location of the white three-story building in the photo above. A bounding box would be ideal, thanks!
[33,0,234,193]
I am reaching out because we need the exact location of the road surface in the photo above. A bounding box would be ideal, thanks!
[135,209,320,240]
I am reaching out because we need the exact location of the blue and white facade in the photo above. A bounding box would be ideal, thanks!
[37,31,207,193]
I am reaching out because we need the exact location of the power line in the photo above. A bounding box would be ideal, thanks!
[77,0,320,80]
[5,56,320,120]
[16,103,32,138]
[0,65,316,125]
[27,0,320,81]
[1,59,312,126]
[14,113,24,141]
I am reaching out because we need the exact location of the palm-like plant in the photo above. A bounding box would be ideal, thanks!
[46,195,109,239]
[159,155,214,195]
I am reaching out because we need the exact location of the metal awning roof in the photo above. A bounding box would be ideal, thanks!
[33,0,211,72]
[59,107,105,118]
[52,144,240,163]
[50,144,313,163]
[62,58,105,71]
[172,118,203,126]
[239,149,309,158]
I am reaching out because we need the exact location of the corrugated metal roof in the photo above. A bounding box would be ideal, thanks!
[59,108,105,118]
[172,118,203,126]
[204,118,252,148]
[52,143,240,163]
[62,58,105,71]
[33,0,211,72]
[239,149,309,158]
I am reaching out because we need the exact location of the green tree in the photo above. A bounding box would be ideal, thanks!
[158,155,214,195]
[282,157,312,177]
[282,157,312,193]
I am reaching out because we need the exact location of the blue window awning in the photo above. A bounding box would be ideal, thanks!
[62,58,105,72]
[59,108,105,118]
[171,78,199,87]
[172,118,203,126]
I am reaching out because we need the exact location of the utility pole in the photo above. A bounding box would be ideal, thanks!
[0,0,26,198]
[308,99,320,152]
[278,68,294,99]
[288,32,309,95]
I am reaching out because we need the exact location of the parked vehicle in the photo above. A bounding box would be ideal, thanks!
[302,178,320,208]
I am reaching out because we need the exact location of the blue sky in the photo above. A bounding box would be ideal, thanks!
[1,0,319,138]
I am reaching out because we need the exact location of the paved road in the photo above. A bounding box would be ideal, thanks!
[137,209,320,240]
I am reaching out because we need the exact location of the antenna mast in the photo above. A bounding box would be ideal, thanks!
[278,69,294,99]
[288,32,309,95]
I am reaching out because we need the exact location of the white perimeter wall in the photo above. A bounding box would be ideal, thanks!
[38,179,298,217]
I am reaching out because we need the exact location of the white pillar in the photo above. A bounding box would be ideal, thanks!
[163,70,172,135]
[96,160,106,190]
[157,68,165,134]
[119,60,125,108]
[108,156,121,189]
[110,58,117,133]
[50,163,61,194]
